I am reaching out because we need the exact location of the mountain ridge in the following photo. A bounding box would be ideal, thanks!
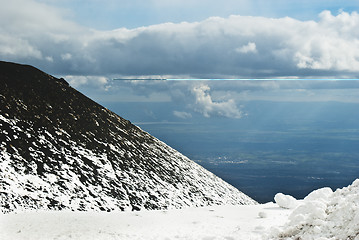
[0,61,256,212]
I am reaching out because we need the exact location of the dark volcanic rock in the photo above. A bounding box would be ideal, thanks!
[0,61,256,212]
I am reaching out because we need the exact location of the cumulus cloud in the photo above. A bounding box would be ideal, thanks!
[0,35,43,59]
[1,0,359,79]
[191,84,243,118]
[236,42,257,54]
[119,79,359,106]
[173,111,192,119]
[65,75,109,89]
[110,80,245,118]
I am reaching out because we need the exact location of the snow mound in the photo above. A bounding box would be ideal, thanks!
[304,187,333,203]
[274,193,298,209]
[270,179,359,240]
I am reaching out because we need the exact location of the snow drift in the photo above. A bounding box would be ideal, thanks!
[269,179,359,240]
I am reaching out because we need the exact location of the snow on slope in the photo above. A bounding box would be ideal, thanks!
[0,61,256,213]
[1,179,358,240]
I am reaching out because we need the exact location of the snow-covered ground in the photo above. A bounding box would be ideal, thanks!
[1,179,359,240]
[0,203,290,240]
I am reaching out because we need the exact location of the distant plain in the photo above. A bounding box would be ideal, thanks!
[103,100,359,203]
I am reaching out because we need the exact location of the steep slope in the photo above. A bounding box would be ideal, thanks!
[0,61,256,212]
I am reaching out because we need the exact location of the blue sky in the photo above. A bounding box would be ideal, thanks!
[37,0,359,29]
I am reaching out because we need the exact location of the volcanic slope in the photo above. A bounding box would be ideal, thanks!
[0,61,256,212]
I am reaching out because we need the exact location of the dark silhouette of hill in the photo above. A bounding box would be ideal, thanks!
[0,61,256,212]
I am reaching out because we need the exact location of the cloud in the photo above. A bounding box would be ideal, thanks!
[61,53,72,61]
[65,75,109,89]
[105,80,246,118]
[1,0,359,79]
[191,84,243,118]
[173,111,192,119]
[112,80,359,106]
[0,35,43,59]
[45,56,54,62]
[236,42,257,54]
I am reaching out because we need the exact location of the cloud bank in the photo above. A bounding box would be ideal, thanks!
[1,0,359,82]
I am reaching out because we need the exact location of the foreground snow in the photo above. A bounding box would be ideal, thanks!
[0,203,289,240]
[1,179,358,240]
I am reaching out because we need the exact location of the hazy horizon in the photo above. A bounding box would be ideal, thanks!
[89,80,359,202]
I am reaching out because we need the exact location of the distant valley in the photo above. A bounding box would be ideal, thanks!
[102,100,359,203]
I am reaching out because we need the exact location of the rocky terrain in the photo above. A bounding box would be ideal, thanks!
[0,61,256,212]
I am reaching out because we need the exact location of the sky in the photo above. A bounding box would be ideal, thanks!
[1,0,359,120]
[1,0,359,80]
[33,0,359,30]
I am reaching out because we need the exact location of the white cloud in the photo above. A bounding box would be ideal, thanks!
[61,53,72,61]
[173,111,192,119]
[45,56,54,62]
[236,42,257,54]
[191,84,243,118]
[0,0,88,67]
[65,75,109,89]
[0,35,43,59]
[1,0,359,78]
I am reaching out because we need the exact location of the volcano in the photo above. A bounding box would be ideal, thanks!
[0,61,256,212]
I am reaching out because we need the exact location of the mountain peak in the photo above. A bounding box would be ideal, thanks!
[0,61,256,212]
